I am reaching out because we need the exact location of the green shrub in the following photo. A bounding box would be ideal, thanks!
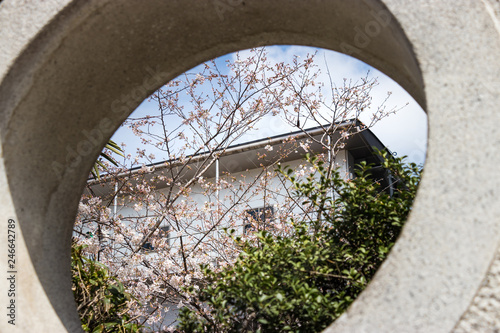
[176,152,421,332]
[71,244,142,333]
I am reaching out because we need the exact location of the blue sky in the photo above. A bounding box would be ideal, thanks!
[111,45,427,166]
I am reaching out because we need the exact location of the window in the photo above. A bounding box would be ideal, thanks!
[141,242,154,252]
[159,226,171,246]
[141,225,171,252]
[244,206,275,234]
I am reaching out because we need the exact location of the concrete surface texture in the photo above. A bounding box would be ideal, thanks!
[0,1,499,332]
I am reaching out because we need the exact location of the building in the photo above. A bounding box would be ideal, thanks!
[82,118,393,253]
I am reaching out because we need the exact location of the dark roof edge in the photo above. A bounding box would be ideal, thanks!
[89,118,385,184]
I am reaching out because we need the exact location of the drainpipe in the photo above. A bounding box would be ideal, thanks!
[113,182,118,217]
[328,134,335,202]
[216,158,220,220]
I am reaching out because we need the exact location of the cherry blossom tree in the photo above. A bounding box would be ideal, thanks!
[72,47,402,331]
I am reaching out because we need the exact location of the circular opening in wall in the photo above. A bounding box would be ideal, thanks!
[72,45,427,332]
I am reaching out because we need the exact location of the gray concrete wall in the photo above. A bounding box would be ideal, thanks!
[0,1,499,332]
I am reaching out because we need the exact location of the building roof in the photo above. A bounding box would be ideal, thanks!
[88,119,389,197]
